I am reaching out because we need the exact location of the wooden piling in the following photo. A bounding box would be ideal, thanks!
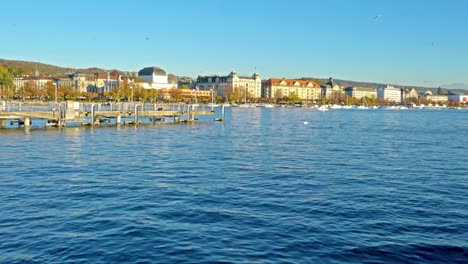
[91,104,95,126]
[24,117,31,128]
[134,104,138,125]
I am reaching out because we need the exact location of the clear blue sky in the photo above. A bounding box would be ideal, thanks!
[1,0,467,88]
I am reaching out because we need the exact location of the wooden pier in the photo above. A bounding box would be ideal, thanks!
[0,101,220,129]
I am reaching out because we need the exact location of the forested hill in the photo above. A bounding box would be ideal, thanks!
[0,59,180,82]
[0,59,110,77]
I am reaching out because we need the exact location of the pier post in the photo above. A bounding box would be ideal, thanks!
[134,104,138,125]
[187,105,190,122]
[174,116,179,123]
[24,117,31,128]
[116,115,121,125]
[221,104,225,121]
[91,104,95,126]
[1,119,6,128]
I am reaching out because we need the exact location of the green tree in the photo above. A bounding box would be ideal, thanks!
[437,87,443,95]
[0,66,14,88]
[289,91,300,103]
[148,89,158,103]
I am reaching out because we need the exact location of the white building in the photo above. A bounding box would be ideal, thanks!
[377,85,402,103]
[137,67,177,89]
[13,77,51,92]
[195,71,261,98]
[320,77,342,98]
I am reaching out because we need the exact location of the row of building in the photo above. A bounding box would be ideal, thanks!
[194,72,468,103]
[12,67,178,95]
[10,66,468,103]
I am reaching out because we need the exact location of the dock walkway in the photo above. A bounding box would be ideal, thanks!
[0,101,219,129]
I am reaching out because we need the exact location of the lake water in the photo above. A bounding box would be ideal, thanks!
[0,108,467,263]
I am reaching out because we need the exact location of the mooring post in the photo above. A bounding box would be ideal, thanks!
[58,104,63,127]
[134,104,138,125]
[1,119,6,128]
[191,106,195,122]
[187,105,191,122]
[91,104,95,126]
[24,117,31,128]
[222,104,225,121]
[116,115,121,125]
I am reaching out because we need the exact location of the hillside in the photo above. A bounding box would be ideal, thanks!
[0,59,111,77]
[300,77,466,94]
[0,58,184,84]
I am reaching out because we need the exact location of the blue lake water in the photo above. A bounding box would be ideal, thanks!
[1,108,467,263]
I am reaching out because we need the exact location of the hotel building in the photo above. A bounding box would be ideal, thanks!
[377,85,402,103]
[344,87,377,99]
[195,71,261,98]
[262,78,321,101]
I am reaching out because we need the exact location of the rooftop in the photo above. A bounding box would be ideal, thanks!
[138,67,166,77]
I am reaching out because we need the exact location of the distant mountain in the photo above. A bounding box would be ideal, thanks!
[301,77,467,94]
[440,83,468,90]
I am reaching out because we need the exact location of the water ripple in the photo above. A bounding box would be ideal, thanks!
[0,108,467,263]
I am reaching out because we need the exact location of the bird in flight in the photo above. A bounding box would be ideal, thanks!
[373,14,383,23]
[145,37,151,40]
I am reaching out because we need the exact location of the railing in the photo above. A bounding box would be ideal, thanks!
[0,101,217,113]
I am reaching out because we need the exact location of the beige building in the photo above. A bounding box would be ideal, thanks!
[425,95,448,102]
[344,87,377,99]
[262,78,321,101]
[321,77,343,98]
[13,77,51,92]
[195,71,261,98]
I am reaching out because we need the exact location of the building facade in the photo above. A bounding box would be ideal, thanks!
[377,85,402,103]
[137,67,177,90]
[13,77,51,92]
[195,71,261,98]
[344,87,377,99]
[425,95,448,102]
[262,78,321,101]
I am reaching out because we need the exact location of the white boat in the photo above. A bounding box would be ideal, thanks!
[330,104,342,109]
[317,105,328,111]
[357,98,369,109]
[257,103,275,108]
[208,88,219,108]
